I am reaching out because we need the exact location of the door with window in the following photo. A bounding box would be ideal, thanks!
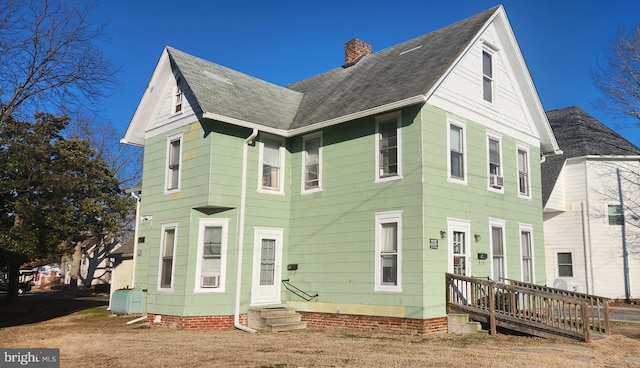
[251,228,283,305]
[448,220,470,276]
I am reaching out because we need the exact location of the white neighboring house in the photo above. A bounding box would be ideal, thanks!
[542,106,640,300]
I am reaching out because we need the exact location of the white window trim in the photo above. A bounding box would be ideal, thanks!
[165,132,183,194]
[194,218,229,293]
[519,224,535,284]
[375,112,402,183]
[447,218,471,276]
[487,133,504,193]
[489,218,507,282]
[301,132,323,194]
[447,119,467,185]
[555,249,575,279]
[374,210,403,292]
[158,222,178,292]
[516,144,532,199]
[258,136,285,195]
[482,47,495,105]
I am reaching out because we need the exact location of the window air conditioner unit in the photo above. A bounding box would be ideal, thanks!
[201,274,219,288]
[490,175,504,189]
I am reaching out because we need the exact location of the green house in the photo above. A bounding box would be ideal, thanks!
[121,5,560,333]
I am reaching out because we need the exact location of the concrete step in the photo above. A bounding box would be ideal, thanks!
[448,314,485,334]
[266,321,308,332]
[248,307,306,332]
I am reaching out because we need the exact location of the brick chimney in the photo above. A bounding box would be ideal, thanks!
[344,38,372,66]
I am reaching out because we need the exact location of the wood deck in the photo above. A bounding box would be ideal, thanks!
[446,273,611,342]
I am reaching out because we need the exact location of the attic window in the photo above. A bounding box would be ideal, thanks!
[173,78,183,113]
[482,49,493,103]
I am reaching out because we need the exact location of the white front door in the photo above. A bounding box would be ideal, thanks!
[448,220,471,276]
[251,227,283,306]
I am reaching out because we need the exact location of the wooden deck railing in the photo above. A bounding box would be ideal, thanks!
[446,273,611,342]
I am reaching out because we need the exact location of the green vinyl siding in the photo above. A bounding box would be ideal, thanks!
[135,103,547,320]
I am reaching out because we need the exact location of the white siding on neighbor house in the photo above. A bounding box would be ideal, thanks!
[544,165,566,212]
[544,158,640,299]
[543,204,588,293]
[429,23,537,147]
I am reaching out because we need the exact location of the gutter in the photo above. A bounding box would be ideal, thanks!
[234,128,259,333]
[203,95,427,138]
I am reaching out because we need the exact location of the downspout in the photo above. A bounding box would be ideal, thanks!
[130,192,141,288]
[616,168,632,303]
[234,128,258,333]
[580,202,592,294]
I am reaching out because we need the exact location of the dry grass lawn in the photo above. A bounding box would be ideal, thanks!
[2,302,640,368]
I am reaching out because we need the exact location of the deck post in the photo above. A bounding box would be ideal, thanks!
[445,274,451,314]
[488,282,496,335]
[581,301,591,343]
[603,301,611,335]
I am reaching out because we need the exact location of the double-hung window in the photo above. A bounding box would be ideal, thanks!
[159,223,178,290]
[449,122,466,182]
[260,137,284,193]
[488,135,503,189]
[375,113,402,181]
[490,221,506,282]
[195,219,228,292]
[520,226,534,283]
[166,134,183,192]
[482,49,494,103]
[557,252,574,277]
[517,147,530,197]
[302,133,322,193]
[607,204,624,225]
[375,211,402,292]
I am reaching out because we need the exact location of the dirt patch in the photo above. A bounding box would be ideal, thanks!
[2,292,640,368]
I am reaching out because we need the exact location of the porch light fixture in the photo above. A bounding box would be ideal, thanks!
[440,230,446,239]
[474,233,481,242]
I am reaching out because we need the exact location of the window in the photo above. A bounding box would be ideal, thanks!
[302,133,322,192]
[608,204,624,225]
[490,222,506,281]
[375,113,402,181]
[488,135,503,189]
[557,252,574,277]
[517,148,530,197]
[488,137,501,176]
[159,223,178,290]
[482,49,493,103]
[520,227,534,283]
[259,137,284,193]
[195,219,228,292]
[166,134,182,192]
[173,77,183,113]
[449,123,465,181]
[375,211,402,292]
[452,231,467,276]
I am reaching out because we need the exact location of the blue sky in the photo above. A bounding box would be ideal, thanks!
[94,0,640,145]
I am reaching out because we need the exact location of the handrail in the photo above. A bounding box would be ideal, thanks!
[446,273,611,342]
[282,279,318,302]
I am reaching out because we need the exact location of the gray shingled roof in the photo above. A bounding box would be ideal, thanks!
[287,6,498,128]
[167,47,303,131]
[166,6,498,131]
[542,106,640,206]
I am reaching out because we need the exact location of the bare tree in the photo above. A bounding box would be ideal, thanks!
[0,0,118,125]
[592,25,640,123]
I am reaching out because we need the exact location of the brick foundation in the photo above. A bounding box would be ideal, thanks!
[299,312,448,335]
[146,314,246,330]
